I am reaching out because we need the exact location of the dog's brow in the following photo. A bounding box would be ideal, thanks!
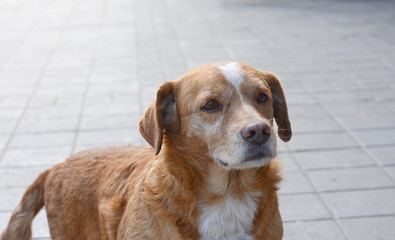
[219,63,244,89]
[198,89,228,100]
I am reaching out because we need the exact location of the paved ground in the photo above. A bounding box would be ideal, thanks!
[1,0,395,239]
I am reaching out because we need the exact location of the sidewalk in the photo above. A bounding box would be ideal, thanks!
[1,0,395,239]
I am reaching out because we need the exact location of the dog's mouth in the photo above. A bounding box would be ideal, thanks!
[212,139,277,169]
[243,144,274,162]
[218,160,229,166]
[216,148,275,169]
[243,151,269,162]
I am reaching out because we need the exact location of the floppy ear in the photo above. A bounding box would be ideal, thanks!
[261,72,292,142]
[138,81,178,155]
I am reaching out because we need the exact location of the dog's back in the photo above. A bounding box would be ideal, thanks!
[1,146,154,240]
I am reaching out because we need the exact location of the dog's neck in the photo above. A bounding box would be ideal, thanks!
[157,143,273,198]
[197,163,267,199]
[145,144,281,239]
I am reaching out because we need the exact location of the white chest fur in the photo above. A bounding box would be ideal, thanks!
[198,192,262,240]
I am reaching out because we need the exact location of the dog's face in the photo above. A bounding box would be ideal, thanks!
[139,62,291,170]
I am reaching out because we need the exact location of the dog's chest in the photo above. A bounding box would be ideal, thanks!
[197,192,262,240]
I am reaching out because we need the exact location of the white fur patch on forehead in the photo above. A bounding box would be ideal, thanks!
[219,62,245,89]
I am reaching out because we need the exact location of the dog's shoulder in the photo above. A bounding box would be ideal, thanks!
[47,145,155,189]
[71,145,150,158]
[65,145,155,165]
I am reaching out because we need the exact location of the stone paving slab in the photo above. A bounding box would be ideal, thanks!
[0,147,71,167]
[340,216,395,240]
[293,148,376,170]
[280,193,332,222]
[1,0,395,239]
[283,220,347,240]
[307,167,395,192]
[0,166,48,188]
[321,189,395,218]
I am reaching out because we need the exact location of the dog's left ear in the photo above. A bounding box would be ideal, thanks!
[261,71,292,142]
[139,81,178,155]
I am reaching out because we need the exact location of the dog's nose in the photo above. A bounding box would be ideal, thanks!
[241,123,271,145]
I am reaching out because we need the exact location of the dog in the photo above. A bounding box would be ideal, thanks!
[1,62,292,240]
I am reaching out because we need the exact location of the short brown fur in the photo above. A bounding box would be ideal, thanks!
[1,62,291,240]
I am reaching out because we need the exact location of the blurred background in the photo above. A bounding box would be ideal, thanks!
[1,0,395,239]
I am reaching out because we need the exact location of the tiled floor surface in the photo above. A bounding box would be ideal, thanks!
[1,0,395,239]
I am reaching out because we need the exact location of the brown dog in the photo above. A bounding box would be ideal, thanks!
[1,62,291,240]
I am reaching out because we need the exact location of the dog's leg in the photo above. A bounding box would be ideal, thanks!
[98,197,126,240]
[1,170,50,240]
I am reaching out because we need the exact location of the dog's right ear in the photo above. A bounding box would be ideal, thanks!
[139,81,178,155]
[260,71,292,142]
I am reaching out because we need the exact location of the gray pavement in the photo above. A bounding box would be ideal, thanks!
[1,0,395,239]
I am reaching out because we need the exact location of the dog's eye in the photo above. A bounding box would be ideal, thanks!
[202,100,221,112]
[257,93,267,103]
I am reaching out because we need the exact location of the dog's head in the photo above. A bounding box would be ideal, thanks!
[139,62,291,170]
